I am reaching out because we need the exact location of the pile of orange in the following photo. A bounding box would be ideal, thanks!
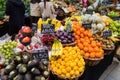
[73,21,104,59]
[50,46,85,78]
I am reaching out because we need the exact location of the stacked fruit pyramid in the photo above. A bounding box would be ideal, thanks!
[73,21,104,66]
[50,45,85,79]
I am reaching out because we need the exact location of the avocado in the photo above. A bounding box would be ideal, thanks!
[14,56,22,64]
[27,60,39,69]
[18,64,27,74]
[1,75,9,80]
[31,67,41,75]
[13,74,24,80]
[43,70,50,78]
[9,70,18,79]
[4,64,15,75]
[24,72,32,80]
[22,55,30,64]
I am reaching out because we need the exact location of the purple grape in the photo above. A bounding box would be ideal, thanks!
[61,36,65,40]
[64,32,68,37]
[71,38,75,42]
[68,36,72,39]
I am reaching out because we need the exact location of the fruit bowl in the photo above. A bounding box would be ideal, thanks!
[83,57,104,66]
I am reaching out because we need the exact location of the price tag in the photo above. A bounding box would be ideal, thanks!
[41,24,55,34]
[66,23,72,32]
[32,49,48,61]
[86,10,93,14]
[100,10,107,15]
[102,30,112,38]
[82,22,91,30]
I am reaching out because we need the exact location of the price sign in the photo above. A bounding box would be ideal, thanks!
[82,22,91,30]
[41,24,55,34]
[100,10,107,15]
[102,30,112,38]
[66,23,72,32]
[86,10,93,14]
[32,49,48,61]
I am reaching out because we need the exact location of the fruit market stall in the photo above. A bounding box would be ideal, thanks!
[0,0,120,80]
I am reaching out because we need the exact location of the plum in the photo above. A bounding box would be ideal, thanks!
[68,36,72,39]
[71,38,75,42]
[61,36,65,40]
[64,32,68,37]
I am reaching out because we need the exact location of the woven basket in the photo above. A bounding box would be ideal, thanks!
[103,45,115,55]
[83,57,104,66]
[51,70,84,80]
[62,42,76,47]
[49,63,84,80]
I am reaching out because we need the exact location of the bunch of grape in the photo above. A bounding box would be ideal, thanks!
[0,41,17,61]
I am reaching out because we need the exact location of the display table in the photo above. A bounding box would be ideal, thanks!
[49,50,115,80]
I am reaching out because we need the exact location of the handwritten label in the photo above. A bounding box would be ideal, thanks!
[82,22,91,30]
[32,49,48,61]
[102,30,112,38]
[100,10,107,15]
[41,24,54,34]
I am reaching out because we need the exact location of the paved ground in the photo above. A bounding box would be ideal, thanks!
[99,58,120,80]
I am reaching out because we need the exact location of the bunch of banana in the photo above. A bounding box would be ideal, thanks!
[109,36,120,42]
[50,40,63,60]
[37,18,43,31]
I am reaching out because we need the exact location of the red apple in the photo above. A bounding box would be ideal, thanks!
[22,37,31,43]
[17,44,24,50]
[34,44,39,49]
[22,27,31,33]
[21,26,26,30]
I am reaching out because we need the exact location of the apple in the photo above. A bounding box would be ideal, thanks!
[17,44,24,50]
[21,26,26,30]
[34,44,39,49]
[22,27,31,33]
[22,37,31,43]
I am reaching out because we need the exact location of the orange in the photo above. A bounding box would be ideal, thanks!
[80,28,85,33]
[96,42,101,47]
[94,47,99,52]
[76,31,80,35]
[78,43,84,49]
[61,68,66,74]
[84,47,88,52]
[75,35,80,39]
[84,53,90,58]
[90,52,95,58]
[83,42,88,47]
[95,52,103,58]
[66,66,71,72]
[84,36,89,40]
[91,42,96,48]
[88,47,94,52]
[56,69,62,75]
[75,71,79,76]
[90,38,94,41]
[70,70,75,76]
[77,40,80,43]
[80,34,84,38]
[66,73,71,78]
[80,38,84,43]
[83,30,88,36]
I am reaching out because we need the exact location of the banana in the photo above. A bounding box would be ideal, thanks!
[109,36,120,42]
